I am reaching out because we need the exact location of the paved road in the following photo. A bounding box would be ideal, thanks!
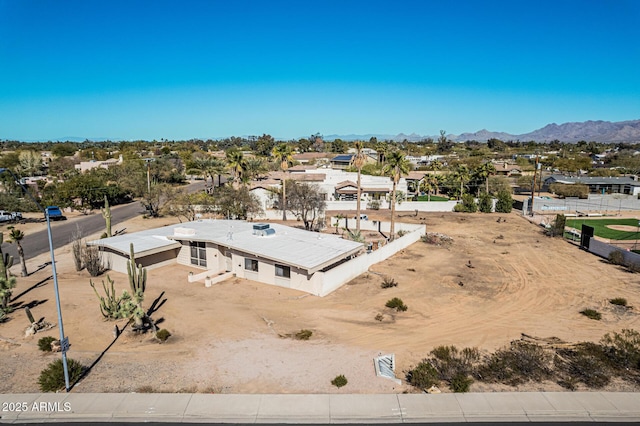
[1,181,206,262]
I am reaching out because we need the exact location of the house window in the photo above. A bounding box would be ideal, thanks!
[275,264,291,278]
[190,241,207,267]
[244,258,259,272]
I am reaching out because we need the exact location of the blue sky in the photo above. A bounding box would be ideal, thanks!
[1,0,639,141]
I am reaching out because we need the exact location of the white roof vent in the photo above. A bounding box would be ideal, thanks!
[253,223,276,237]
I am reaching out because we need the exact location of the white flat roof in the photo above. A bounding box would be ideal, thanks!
[90,220,363,274]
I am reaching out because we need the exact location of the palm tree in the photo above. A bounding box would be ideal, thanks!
[7,227,27,277]
[453,165,471,199]
[189,157,226,188]
[383,151,411,240]
[353,141,367,232]
[420,174,440,201]
[225,149,248,184]
[245,157,268,181]
[474,162,497,195]
[271,143,294,220]
[429,159,443,171]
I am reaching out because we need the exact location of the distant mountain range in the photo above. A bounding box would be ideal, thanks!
[326,119,640,143]
[34,118,640,144]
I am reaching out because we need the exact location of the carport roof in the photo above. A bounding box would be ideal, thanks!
[89,220,363,274]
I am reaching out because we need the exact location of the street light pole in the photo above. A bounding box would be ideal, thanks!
[0,169,70,391]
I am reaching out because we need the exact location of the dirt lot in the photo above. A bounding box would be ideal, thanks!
[1,210,639,394]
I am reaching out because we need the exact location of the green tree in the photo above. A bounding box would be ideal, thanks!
[478,192,492,213]
[140,183,179,218]
[495,190,513,213]
[420,174,440,201]
[453,165,471,199]
[271,143,294,220]
[213,185,263,219]
[162,189,215,222]
[454,194,478,213]
[51,142,77,157]
[383,151,411,240]
[18,150,43,176]
[188,156,226,187]
[474,162,497,195]
[245,157,268,181]
[225,149,248,183]
[437,130,454,153]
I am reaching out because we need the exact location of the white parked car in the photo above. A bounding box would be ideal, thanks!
[0,210,22,223]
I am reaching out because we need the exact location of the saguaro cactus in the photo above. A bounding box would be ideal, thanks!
[0,233,16,312]
[126,243,151,330]
[0,233,14,280]
[101,195,112,238]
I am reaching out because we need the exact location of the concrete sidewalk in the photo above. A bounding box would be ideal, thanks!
[1,392,640,423]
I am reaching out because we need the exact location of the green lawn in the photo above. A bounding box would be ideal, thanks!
[416,195,450,202]
[566,218,640,240]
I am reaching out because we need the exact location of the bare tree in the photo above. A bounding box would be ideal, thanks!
[286,182,326,230]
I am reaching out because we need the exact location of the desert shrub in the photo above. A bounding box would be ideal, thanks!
[478,192,492,213]
[454,194,477,213]
[580,309,602,320]
[84,245,106,277]
[294,329,313,340]
[136,385,156,393]
[549,182,589,199]
[608,250,625,266]
[475,342,551,386]
[397,229,408,237]
[331,374,348,388]
[346,230,365,243]
[601,329,640,371]
[609,298,628,307]
[450,372,473,393]
[429,346,479,382]
[385,297,408,312]
[421,232,453,245]
[406,360,439,389]
[37,336,57,352]
[374,313,384,321]
[381,277,398,289]
[547,214,566,237]
[555,342,611,388]
[38,358,86,392]
[368,200,380,210]
[156,329,171,342]
[628,263,640,273]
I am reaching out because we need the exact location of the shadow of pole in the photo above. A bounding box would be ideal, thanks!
[10,276,51,302]
[70,291,168,391]
[69,319,131,392]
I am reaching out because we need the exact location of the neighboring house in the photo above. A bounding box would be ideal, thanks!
[330,154,355,169]
[75,155,123,172]
[88,220,364,296]
[247,169,410,213]
[292,152,331,165]
[544,174,640,195]
[493,162,523,176]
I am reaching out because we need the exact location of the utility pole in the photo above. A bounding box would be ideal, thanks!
[530,154,539,216]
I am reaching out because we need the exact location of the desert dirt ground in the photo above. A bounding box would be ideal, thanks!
[1,209,640,394]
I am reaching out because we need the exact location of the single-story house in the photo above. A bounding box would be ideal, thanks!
[330,154,355,169]
[544,175,640,195]
[88,220,364,296]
